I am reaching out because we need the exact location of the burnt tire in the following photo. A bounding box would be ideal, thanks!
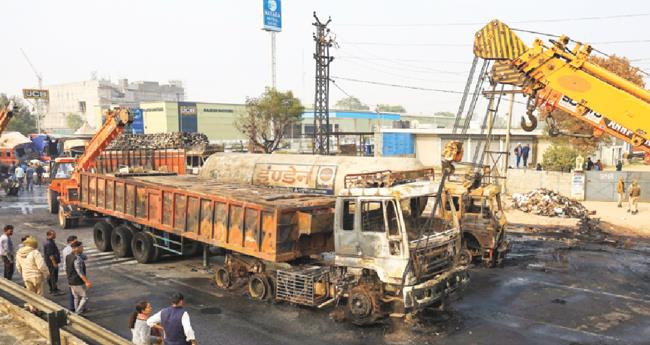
[132,231,157,264]
[347,287,379,326]
[93,221,113,252]
[111,225,134,258]
[248,274,271,301]
[214,266,231,289]
[458,246,473,266]
[48,190,59,214]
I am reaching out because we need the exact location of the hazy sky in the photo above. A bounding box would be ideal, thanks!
[2,0,649,115]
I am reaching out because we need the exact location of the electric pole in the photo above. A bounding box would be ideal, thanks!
[312,12,334,155]
[20,48,44,133]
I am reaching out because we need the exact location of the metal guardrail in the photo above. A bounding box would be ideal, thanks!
[0,277,131,345]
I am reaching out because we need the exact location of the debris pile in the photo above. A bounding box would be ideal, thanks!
[107,133,209,151]
[511,189,591,218]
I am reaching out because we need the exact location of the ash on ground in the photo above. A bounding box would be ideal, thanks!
[511,189,592,218]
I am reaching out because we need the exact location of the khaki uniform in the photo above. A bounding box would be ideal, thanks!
[15,245,49,296]
[629,184,641,214]
[616,180,625,207]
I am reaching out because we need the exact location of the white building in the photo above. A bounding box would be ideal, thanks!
[43,78,184,133]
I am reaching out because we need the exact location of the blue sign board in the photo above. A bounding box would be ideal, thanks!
[382,133,415,156]
[263,0,282,32]
[131,108,145,134]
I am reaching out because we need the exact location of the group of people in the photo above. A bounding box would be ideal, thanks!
[616,178,642,214]
[1,225,197,345]
[513,143,531,168]
[0,226,91,314]
[584,157,605,171]
[8,161,45,191]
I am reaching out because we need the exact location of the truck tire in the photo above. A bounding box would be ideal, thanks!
[48,190,59,214]
[58,207,76,229]
[111,225,134,258]
[214,266,232,289]
[132,231,157,264]
[248,274,271,301]
[347,287,379,326]
[93,221,113,252]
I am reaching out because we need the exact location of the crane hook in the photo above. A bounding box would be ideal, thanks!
[520,112,538,132]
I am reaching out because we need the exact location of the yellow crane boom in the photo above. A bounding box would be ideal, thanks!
[474,20,650,156]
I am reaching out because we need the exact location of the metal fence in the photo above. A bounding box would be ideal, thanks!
[0,277,131,345]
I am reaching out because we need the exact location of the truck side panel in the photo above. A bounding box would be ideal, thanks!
[79,173,334,262]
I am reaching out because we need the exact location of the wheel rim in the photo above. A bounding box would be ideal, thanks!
[459,249,472,266]
[248,276,267,300]
[349,290,372,318]
[215,268,231,288]
[134,239,144,254]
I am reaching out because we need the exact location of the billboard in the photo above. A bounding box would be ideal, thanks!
[178,102,198,133]
[22,89,49,100]
[131,108,145,134]
[263,0,282,32]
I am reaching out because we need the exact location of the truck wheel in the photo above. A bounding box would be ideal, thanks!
[458,246,473,266]
[132,232,157,264]
[58,207,76,229]
[93,221,113,252]
[111,225,134,258]
[214,266,231,289]
[347,287,378,325]
[48,190,60,214]
[248,274,271,301]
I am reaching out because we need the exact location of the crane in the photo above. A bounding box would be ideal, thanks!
[48,108,132,228]
[20,48,44,133]
[473,20,650,160]
[0,100,16,136]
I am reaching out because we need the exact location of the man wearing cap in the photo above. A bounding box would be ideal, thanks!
[66,241,91,314]
[616,177,626,208]
[628,180,641,215]
[147,292,197,345]
[15,236,50,295]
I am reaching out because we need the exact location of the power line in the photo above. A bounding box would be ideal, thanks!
[337,57,467,80]
[338,13,650,28]
[340,41,470,47]
[330,78,353,98]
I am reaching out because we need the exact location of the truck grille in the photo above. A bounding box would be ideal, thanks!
[276,266,330,306]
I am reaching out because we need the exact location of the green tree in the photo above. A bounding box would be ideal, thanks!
[236,88,304,153]
[541,144,581,172]
[66,113,85,132]
[376,104,406,113]
[335,96,370,111]
[0,94,37,135]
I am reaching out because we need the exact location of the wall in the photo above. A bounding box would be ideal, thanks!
[142,101,170,134]
[505,169,573,196]
[197,102,246,140]
[414,135,441,166]
[585,171,650,202]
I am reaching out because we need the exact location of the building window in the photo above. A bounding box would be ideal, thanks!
[79,101,87,114]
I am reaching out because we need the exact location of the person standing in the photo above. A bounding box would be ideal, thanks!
[35,164,45,185]
[147,292,197,345]
[25,164,35,192]
[43,230,62,294]
[0,225,14,280]
[585,157,594,171]
[616,160,623,171]
[616,177,626,208]
[66,241,91,314]
[130,300,162,345]
[628,181,641,215]
[14,165,25,190]
[513,144,522,168]
[521,144,531,168]
[15,236,50,295]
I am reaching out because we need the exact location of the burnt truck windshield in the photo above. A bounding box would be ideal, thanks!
[400,196,452,241]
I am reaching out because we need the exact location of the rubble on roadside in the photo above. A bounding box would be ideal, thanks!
[511,189,592,218]
[107,132,209,151]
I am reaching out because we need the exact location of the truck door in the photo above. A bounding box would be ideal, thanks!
[335,197,360,257]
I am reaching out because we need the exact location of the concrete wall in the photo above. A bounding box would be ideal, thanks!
[197,102,246,141]
[505,169,573,196]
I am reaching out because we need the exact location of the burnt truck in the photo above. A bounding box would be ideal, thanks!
[72,168,468,324]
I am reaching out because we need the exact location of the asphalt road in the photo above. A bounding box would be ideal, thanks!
[1,185,650,345]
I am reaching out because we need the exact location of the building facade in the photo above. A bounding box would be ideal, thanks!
[43,79,184,133]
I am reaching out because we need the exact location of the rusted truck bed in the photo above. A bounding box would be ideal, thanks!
[78,173,335,262]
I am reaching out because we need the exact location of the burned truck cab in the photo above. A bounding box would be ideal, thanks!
[333,169,469,323]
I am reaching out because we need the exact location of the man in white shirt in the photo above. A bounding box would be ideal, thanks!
[147,292,196,345]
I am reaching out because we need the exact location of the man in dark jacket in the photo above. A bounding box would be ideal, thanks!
[43,230,62,294]
[147,292,197,345]
[66,241,91,314]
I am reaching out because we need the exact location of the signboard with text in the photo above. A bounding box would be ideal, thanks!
[22,89,49,100]
[263,0,282,32]
[253,163,336,194]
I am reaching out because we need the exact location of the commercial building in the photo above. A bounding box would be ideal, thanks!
[43,79,184,133]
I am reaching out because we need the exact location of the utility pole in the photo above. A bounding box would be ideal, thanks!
[271,32,277,89]
[502,86,516,192]
[312,12,334,155]
[20,48,44,133]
